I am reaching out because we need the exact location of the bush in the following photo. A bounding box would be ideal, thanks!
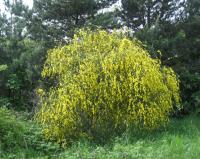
[0,107,60,156]
[36,30,180,144]
[0,107,25,153]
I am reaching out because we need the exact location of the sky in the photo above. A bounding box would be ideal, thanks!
[23,0,33,8]
[0,0,121,20]
[0,0,121,13]
[100,0,121,13]
[0,0,33,13]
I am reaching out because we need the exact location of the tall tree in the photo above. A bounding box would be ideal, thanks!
[0,0,46,110]
[27,0,118,45]
[121,0,179,30]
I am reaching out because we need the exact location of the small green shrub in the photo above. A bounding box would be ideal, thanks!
[0,107,25,153]
[0,107,60,156]
[0,97,12,108]
[36,29,180,144]
[24,122,60,153]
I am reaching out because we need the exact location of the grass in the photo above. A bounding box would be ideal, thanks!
[1,115,200,159]
[58,115,200,159]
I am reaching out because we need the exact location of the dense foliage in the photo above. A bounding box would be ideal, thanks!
[0,0,199,113]
[0,0,199,158]
[0,107,59,157]
[0,107,25,152]
[36,30,180,144]
[134,0,200,114]
[1,109,200,158]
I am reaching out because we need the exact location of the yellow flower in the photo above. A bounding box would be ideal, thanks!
[35,29,180,145]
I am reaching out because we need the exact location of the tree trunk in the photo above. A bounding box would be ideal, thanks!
[147,0,151,28]
[75,13,79,25]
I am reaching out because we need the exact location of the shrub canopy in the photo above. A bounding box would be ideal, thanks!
[36,30,180,144]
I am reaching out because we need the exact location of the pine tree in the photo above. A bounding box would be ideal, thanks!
[121,0,178,30]
[28,0,118,44]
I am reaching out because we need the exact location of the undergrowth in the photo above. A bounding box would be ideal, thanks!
[1,109,200,159]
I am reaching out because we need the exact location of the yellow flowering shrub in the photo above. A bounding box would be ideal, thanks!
[36,30,180,144]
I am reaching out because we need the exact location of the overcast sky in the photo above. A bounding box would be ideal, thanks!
[23,0,33,8]
[0,0,121,13]
[0,0,33,12]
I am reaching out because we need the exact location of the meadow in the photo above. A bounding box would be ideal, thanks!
[1,112,199,159]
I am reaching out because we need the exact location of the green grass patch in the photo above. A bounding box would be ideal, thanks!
[58,115,200,159]
[1,111,200,159]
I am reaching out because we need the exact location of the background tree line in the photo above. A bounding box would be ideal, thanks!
[0,0,199,114]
